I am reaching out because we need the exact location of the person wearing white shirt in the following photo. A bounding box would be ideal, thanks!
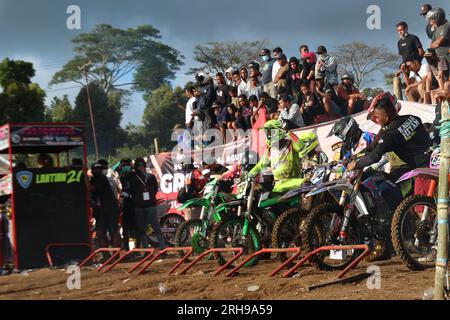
[271,47,283,81]
[278,94,305,129]
[400,59,430,102]
[184,86,197,127]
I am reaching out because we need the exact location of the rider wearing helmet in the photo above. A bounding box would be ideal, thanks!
[298,132,328,175]
[336,73,369,115]
[327,116,375,163]
[247,119,313,193]
[347,91,432,182]
[426,7,449,63]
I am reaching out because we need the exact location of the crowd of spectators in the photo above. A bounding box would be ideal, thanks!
[180,4,449,144]
[183,43,370,142]
[394,5,449,105]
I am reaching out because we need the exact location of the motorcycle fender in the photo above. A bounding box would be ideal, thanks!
[278,185,315,202]
[177,198,210,210]
[214,199,244,214]
[306,181,353,198]
[396,168,439,183]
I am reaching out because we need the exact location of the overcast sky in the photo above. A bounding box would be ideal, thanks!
[0,0,448,126]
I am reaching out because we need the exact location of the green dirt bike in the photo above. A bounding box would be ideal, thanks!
[174,176,235,254]
[209,174,307,267]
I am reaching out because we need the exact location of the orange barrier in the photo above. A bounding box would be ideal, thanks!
[136,247,193,275]
[78,248,121,271]
[101,248,155,273]
[283,244,369,278]
[45,242,92,267]
[225,247,302,277]
[177,248,244,276]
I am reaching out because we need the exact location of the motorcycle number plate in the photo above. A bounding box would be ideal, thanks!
[259,192,270,202]
[329,250,347,260]
[204,185,213,194]
[258,192,271,207]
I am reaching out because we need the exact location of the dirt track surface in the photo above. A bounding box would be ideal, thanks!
[0,256,435,300]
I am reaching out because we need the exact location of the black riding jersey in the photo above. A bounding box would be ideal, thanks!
[355,115,431,170]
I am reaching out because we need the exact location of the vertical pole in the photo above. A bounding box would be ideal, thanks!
[434,100,450,300]
[81,64,99,161]
[392,76,403,101]
[154,138,160,154]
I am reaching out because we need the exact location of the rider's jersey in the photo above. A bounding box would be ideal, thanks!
[355,115,431,170]
[248,131,306,193]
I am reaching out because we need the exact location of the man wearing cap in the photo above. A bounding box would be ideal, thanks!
[427,8,450,64]
[273,53,290,93]
[271,47,284,81]
[336,73,369,115]
[424,48,449,103]
[420,4,434,39]
[315,45,338,85]
[314,73,342,119]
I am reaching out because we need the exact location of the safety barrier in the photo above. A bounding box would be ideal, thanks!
[283,244,369,278]
[137,247,193,275]
[177,248,244,276]
[78,247,121,271]
[225,247,302,277]
[101,248,155,273]
[45,242,92,267]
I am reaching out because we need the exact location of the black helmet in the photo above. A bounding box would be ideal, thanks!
[341,72,355,82]
[327,116,360,148]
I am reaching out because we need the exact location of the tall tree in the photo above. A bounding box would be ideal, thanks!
[50,24,184,94]
[332,41,399,89]
[142,84,186,151]
[47,95,73,122]
[189,40,270,75]
[0,59,46,123]
[0,58,35,87]
[73,82,125,155]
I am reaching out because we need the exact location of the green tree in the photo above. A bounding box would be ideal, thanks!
[0,58,35,87]
[50,24,184,94]
[47,95,74,122]
[73,82,126,155]
[142,84,186,151]
[362,87,385,100]
[189,40,270,75]
[0,59,46,123]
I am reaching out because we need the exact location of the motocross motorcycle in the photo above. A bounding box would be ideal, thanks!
[300,163,407,271]
[208,173,308,267]
[391,146,446,270]
[173,176,235,255]
[270,162,337,261]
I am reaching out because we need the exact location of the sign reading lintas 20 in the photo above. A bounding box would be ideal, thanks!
[10,125,84,147]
